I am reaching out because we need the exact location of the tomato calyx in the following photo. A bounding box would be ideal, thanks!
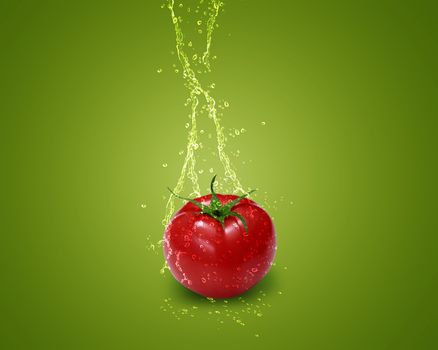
[167,175,256,233]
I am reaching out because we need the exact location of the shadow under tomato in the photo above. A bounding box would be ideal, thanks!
[240,269,280,300]
[165,277,205,302]
[165,268,280,303]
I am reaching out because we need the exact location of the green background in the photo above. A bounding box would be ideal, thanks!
[2,0,437,349]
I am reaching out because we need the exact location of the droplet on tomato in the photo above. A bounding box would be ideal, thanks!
[201,277,207,283]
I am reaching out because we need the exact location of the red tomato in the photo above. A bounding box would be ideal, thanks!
[163,179,276,298]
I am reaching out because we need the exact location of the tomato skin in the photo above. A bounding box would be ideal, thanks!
[163,194,276,298]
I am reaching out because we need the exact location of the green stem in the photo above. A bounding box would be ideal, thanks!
[168,175,255,233]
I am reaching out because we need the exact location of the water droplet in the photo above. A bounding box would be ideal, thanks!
[172,17,178,24]
[198,29,203,34]
[201,277,207,283]
[197,20,202,25]
[255,334,260,338]
[178,3,183,7]
[185,122,190,129]
[192,54,198,60]
[241,128,246,133]
[198,169,204,174]
[160,264,169,274]
[278,291,283,295]
[261,121,266,126]
[188,41,193,47]
[157,68,163,73]
[224,101,229,107]
[200,129,205,134]
[162,163,168,168]
[210,83,216,89]
[251,267,258,273]
[141,204,147,208]
[193,143,199,150]
[178,150,184,156]
[234,129,240,136]
[209,168,214,173]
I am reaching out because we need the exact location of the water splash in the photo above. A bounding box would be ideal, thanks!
[159,281,287,334]
[162,0,245,227]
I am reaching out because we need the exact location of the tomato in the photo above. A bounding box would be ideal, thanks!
[163,176,276,298]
